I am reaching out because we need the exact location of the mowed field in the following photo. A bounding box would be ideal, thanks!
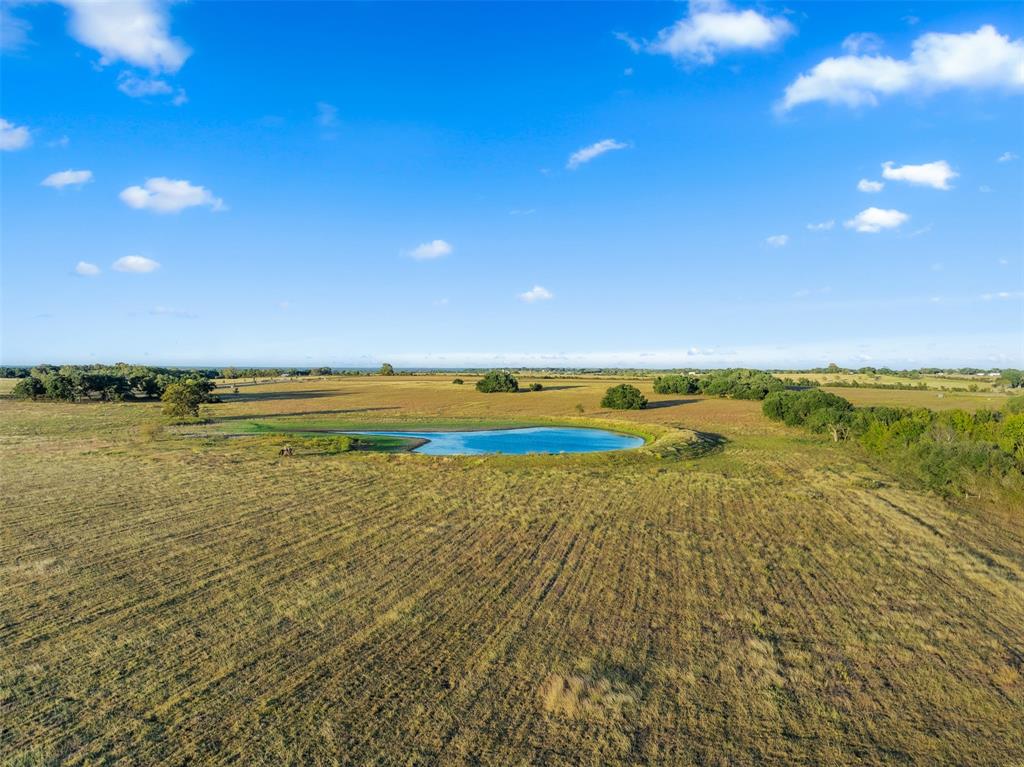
[2,376,1023,765]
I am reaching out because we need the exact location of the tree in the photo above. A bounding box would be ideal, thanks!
[379,363,395,376]
[11,377,44,400]
[161,380,209,420]
[475,370,519,393]
[43,373,78,401]
[653,374,699,395]
[601,384,647,410]
[529,383,543,391]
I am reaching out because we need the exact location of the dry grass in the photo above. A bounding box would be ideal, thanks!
[1,376,1022,765]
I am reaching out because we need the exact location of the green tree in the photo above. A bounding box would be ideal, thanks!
[476,370,519,393]
[653,374,700,395]
[43,373,78,401]
[161,380,209,420]
[11,376,45,400]
[379,363,395,376]
[601,384,647,410]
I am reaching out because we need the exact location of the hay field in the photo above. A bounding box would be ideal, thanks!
[2,376,1022,765]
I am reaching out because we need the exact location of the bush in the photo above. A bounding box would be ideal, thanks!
[11,376,45,400]
[476,370,519,393]
[601,384,647,410]
[529,383,543,392]
[653,374,700,395]
[762,389,853,427]
[452,378,464,385]
[379,363,395,376]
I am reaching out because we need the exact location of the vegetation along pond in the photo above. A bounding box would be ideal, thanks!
[349,426,645,455]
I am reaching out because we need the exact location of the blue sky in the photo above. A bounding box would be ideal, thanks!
[1,0,1022,368]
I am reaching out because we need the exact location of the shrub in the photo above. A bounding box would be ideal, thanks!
[476,370,519,393]
[601,384,647,410]
[762,389,853,427]
[379,363,395,376]
[452,378,464,385]
[529,383,543,392]
[11,376,45,400]
[653,374,700,395]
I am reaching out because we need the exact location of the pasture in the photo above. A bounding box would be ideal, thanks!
[2,376,1022,765]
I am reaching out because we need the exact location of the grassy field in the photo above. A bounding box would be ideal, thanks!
[798,371,1002,392]
[2,376,1023,765]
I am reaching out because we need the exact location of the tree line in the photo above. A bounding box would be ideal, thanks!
[762,389,1024,497]
[10,364,220,402]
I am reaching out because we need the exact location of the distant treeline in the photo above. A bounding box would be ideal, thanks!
[8,364,220,402]
[763,389,1024,497]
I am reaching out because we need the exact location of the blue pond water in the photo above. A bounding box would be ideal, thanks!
[352,426,644,455]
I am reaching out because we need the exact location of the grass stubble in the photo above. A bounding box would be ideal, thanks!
[1,376,1022,765]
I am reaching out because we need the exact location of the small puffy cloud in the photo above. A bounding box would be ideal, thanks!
[120,177,224,213]
[408,239,453,260]
[42,169,93,188]
[0,118,31,150]
[765,234,789,247]
[567,139,628,169]
[58,0,191,73]
[112,255,160,273]
[857,178,884,192]
[75,261,100,276]
[48,135,71,149]
[806,220,835,231]
[842,32,883,55]
[881,160,957,190]
[998,151,1019,162]
[519,285,553,303]
[844,207,909,233]
[643,0,795,65]
[117,71,172,97]
[780,25,1024,111]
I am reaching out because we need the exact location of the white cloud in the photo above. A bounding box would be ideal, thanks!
[881,160,957,190]
[765,234,789,247]
[806,220,835,231]
[117,71,173,97]
[845,207,909,233]
[48,135,70,149]
[842,32,883,55]
[519,285,553,303]
[408,239,452,260]
[567,138,628,169]
[998,151,1019,162]
[317,102,338,127]
[58,0,190,73]
[780,25,1024,111]
[75,261,100,276]
[644,0,794,65]
[857,178,884,192]
[1,6,30,51]
[0,118,31,150]
[151,306,196,318]
[120,177,224,213]
[112,255,160,273]
[41,169,93,188]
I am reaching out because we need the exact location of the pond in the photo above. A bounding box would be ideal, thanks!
[349,426,645,455]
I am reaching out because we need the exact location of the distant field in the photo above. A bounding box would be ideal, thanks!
[820,385,1009,411]
[798,371,1001,392]
[2,376,1022,764]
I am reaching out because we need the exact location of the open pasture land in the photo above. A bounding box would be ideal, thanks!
[797,372,1002,392]
[819,385,1009,412]
[2,376,1023,765]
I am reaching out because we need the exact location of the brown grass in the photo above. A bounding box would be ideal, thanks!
[1,376,1022,765]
